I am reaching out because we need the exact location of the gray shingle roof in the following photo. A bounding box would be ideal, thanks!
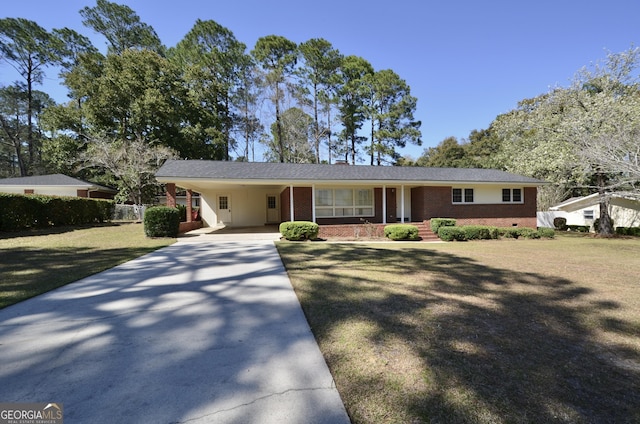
[0,174,116,192]
[156,160,545,185]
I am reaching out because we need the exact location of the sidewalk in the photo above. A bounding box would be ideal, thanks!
[0,238,350,423]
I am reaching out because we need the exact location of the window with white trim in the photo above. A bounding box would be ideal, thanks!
[502,188,523,203]
[315,188,374,217]
[452,188,474,203]
[584,209,594,220]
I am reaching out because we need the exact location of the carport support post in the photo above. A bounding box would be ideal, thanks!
[401,185,405,223]
[186,189,193,223]
[382,185,387,224]
[166,183,176,208]
[289,185,295,221]
[312,185,316,222]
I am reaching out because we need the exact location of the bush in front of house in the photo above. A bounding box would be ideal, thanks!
[461,225,499,240]
[430,218,456,233]
[279,221,319,241]
[567,225,590,232]
[437,226,467,241]
[384,224,419,241]
[616,227,640,236]
[537,227,556,238]
[553,217,567,230]
[436,225,552,241]
[144,206,180,238]
[0,193,115,231]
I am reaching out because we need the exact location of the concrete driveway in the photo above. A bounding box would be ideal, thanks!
[0,236,350,423]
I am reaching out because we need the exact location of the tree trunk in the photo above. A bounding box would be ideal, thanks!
[275,83,284,163]
[26,61,34,175]
[370,118,375,166]
[597,173,613,236]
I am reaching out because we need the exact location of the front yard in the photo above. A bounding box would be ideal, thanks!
[0,223,175,309]
[277,234,640,423]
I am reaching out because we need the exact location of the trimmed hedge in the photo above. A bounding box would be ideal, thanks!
[0,193,114,231]
[144,206,180,238]
[430,218,456,233]
[384,224,419,241]
[461,225,499,240]
[437,225,554,241]
[537,227,556,238]
[279,221,319,241]
[567,225,589,232]
[437,226,467,241]
[616,227,640,236]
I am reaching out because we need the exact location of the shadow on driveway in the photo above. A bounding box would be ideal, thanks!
[0,240,349,423]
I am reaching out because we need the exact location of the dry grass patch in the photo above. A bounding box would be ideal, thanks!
[0,223,175,309]
[277,234,640,423]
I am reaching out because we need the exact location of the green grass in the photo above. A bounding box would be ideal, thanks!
[277,234,640,423]
[0,223,175,309]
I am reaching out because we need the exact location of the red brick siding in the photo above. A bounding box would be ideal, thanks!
[165,183,177,207]
[413,186,538,228]
[280,187,313,221]
[280,188,290,221]
[318,223,386,238]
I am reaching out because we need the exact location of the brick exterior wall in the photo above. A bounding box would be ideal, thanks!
[281,185,538,228]
[165,183,177,207]
[318,223,386,238]
[412,186,538,228]
[280,187,313,221]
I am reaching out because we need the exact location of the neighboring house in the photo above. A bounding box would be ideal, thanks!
[155,160,545,231]
[0,174,117,199]
[539,193,640,229]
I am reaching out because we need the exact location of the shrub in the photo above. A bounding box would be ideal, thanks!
[430,218,456,234]
[518,228,540,239]
[437,226,466,241]
[498,227,520,238]
[176,204,188,222]
[461,225,499,240]
[0,193,114,231]
[553,217,567,230]
[537,227,556,238]
[567,225,589,232]
[279,221,319,241]
[384,224,419,241]
[144,206,180,238]
[616,227,640,236]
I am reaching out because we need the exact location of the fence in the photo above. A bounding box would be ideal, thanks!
[113,204,147,221]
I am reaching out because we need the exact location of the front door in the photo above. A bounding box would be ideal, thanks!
[266,194,279,223]
[217,194,232,224]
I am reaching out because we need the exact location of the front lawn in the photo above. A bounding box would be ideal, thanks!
[277,234,640,423]
[0,223,175,309]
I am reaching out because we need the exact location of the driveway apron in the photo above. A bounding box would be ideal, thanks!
[0,237,350,423]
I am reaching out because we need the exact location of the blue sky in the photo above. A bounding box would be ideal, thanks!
[2,0,639,160]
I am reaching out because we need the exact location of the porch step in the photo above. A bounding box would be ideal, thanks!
[413,222,440,242]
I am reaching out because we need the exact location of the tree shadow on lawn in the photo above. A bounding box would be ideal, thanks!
[0,223,122,240]
[279,244,640,423]
[0,245,166,309]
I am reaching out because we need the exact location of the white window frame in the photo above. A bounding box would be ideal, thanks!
[452,188,474,204]
[315,188,375,218]
[502,188,524,203]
